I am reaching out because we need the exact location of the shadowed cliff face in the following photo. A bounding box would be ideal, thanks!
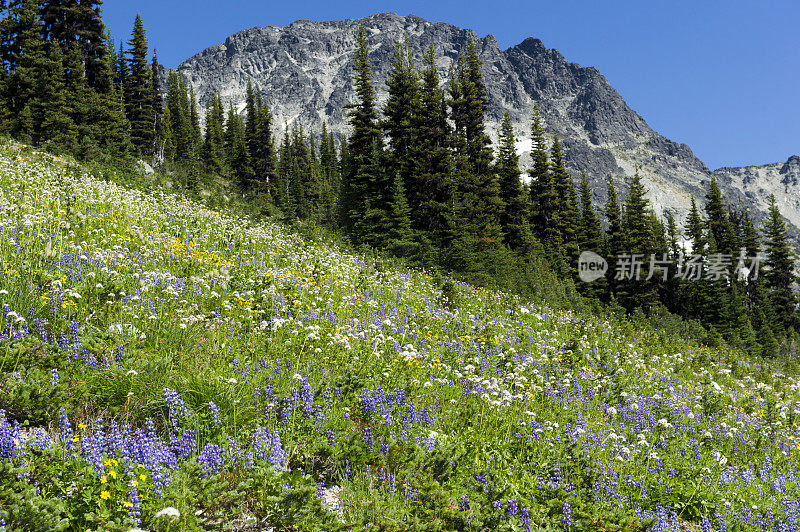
[174,12,799,242]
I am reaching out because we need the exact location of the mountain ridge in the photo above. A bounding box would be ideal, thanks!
[171,12,799,242]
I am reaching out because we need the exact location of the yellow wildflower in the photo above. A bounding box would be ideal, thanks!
[100,491,110,500]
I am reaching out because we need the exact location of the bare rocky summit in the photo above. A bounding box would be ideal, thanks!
[173,13,799,241]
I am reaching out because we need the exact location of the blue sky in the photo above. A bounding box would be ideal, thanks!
[102,0,799,170]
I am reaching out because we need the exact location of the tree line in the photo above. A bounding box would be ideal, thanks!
[1,4,797,356]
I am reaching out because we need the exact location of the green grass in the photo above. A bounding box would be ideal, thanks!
[0,139,798,531]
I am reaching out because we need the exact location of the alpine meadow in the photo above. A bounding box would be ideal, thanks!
[2,2,800,531]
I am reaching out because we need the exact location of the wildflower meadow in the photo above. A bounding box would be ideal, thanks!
[1,140,800,531]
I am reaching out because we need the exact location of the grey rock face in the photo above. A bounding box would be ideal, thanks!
[174,12,799,242]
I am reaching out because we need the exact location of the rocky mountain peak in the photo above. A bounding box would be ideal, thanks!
[172,13,800,242]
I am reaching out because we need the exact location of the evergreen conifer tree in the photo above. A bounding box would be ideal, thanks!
[251,89,276,197]
[342,23,387,246]
[549,136,579,263]
[382,37,419,202]
[151,50,164,165]
[1,0,46,141]
[40,0,108,91]
[224,102,251,191]
[763,194,798,331]
[686,196,705,256]
[386,170,417,258]
[318,122,340,225]
[35,42,76,152]
[202,93,226,174]
[409,44,453,263]
[496,111,534,251]
[577,173,603,253]
[528,105,557,245]
[704,176,738,253]
[124,14,152,155]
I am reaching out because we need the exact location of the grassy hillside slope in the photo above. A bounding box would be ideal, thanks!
[1,140,799,531]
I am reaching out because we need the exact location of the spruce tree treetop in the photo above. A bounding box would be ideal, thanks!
[383,36,419,162]
[346,22,380,159]
[125,13,153,156]
[604,174,624,257]
[454,37,493,178]
[496,111,534,251]
[686,196,706,256]
[763,194,797,329]
[704,175,738,253]
[623,170,653,253]
[41,0,108,92]
[578,172,603,253]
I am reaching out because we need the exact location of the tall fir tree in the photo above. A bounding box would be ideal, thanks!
[95,32,130,155]
[318,123,340,224]
[741,209,760,257]
[224,102,251,190]
[704,176,738,253]
[496,111,534,251]
[762,194,798,331]
[446,38,509,285]
[617,170,658,310]
[150,50,164,165]
[1,0,46,142]
[577,173,603,254]
[528,104,557,245]
[124,14,152,156]
[243,78,259,186]
[251,89,276,197]
[40,0,108,92]
[409,44,453,263]
[116,40,126,96]
[548,136,579,265]
[202,93,226,175]
[382,37,419,203]
[450,38,493,177]
[577,172,606,298]
[686,196,706,256]
[603,175,625,257]
[35,42,76,151]
[63,41,100,156]
[341,23,387,246]
[386,170,417,258]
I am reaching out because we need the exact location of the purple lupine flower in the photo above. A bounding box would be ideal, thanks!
[508,499,519,517]
[364,427,374,450]
[562,501,572,531]
[520,508,530,531]
[168,430,195,459]
[58,408,73,452]
[0,410,19,462]
[26,427,51,451]
[459,495,470,511]
[197,443,224,478]
[715,511,727,532]
[50,368,59,386]
[163,388,189,426]
[208,402,221,425]
[268,430,288,471]
[127,481,141,524]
